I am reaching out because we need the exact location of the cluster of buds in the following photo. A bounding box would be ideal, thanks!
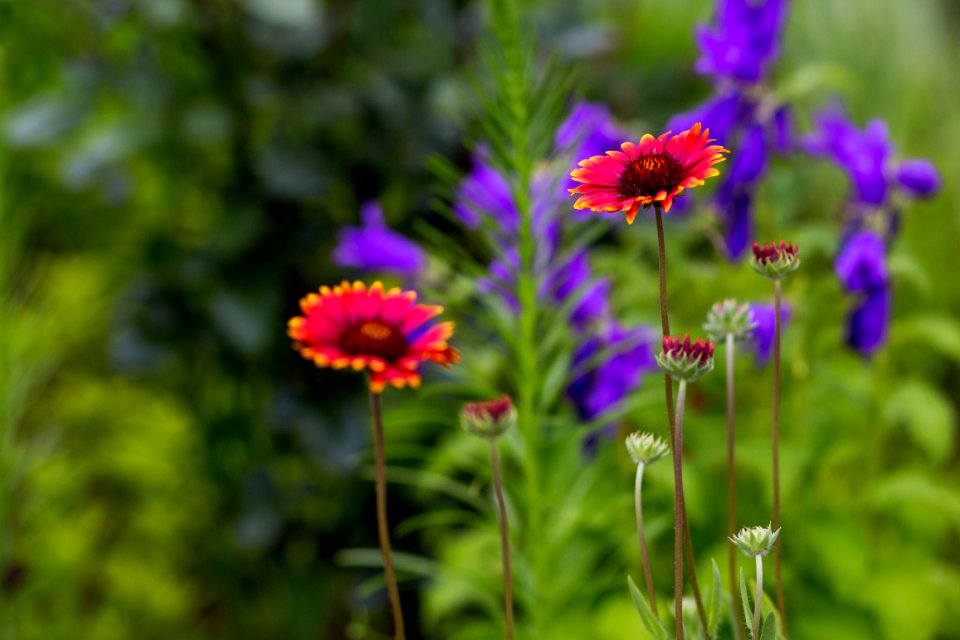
[731,525,780,558]
[656,334,715,382]
[460,395,516,439]
[751,240,800,280]
[625,431,670,466]
[703,298,757,342]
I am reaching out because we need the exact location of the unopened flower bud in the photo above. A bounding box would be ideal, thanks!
[751,240,800,280]
[461,395,516,439]
[704,299,757,341]
[731,524,780,558]
[656,334,715,382]
[625,432,670,466]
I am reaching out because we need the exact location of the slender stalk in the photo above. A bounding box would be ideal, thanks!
[654,205,710,637]
[370,391,405,640]
[634,463,659,619]
[672,380,689,639]
[490,440,515,640]
[726,334,747,640]
[753,555,764,637]
[772,281,787,636]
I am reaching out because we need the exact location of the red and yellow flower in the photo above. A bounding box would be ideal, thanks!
[288,281,459,393]
[569,122,728,223]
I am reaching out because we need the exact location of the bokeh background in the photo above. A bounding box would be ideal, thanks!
[2,0,959,638]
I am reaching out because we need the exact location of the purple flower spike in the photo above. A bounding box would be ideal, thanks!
[667,92,743,146]
[695,0,788,84]
[332,201,425,276]
[453,149,519,231]
[846,285,891,356]
[835,231,888,292]
[719,190,754,259]
[747,302,791,367]
[895,159,941,198]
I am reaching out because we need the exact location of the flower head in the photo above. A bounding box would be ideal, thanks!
[731,524,780,558]
[461,395,516,439]
[333,202,426,277]
[704,298,757,341]
[656,334,715,382]
[751,240,800,280]
[846,285,891,357]
[625,432,670,466]
[288,281,459,393]
[836,231,887,292]
[695,0,788,85]
[569,123,728,223]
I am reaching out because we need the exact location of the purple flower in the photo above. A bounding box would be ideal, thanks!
[895,159,941,198]
[835,231,887,292]
[747,302,791,367]
[332,201,425,276]
[453,148,519,231]
[846,285,890,356]
[718,190,753,259]
[557,101,632,189]
[694,0,788,84]
[667,92,744,146]
[567,323,658,421]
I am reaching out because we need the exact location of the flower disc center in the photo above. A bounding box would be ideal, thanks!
[339,320,408,361]
[617,153,684,199]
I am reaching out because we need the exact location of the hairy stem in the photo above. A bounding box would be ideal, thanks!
[655,205,709,638]
[490,440,515,640]
[753,555,764,638]
[635,463,659,619]
[672,379,688,639]
[370,391,405,639]
[727,333,746,640]
[773,280,787,637]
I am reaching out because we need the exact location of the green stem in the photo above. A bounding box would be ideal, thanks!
[772,280,787,637]
[370,391,405,640]
[490,440,515,640]
[635,463,659,619]
[727,334,747,640]
[753,555,763,637]
[672,379,688,640]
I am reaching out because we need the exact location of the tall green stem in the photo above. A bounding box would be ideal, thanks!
[726,334,746,640]
[490,441,515,640]
[370,391,405,639]
[753,555,764,637]
[654,206,710,637]
[634,463,659,619]
[672,380,688,639]
[772,281,787,636]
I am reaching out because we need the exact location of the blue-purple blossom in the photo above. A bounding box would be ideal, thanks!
[835,231,887,292]
[895,159,941,198]
[332,201,425,276]
[747,302,791,367]
[453,148,519,230]
[846,286,891,357]
[556,101,631,168]
[694,0,788,85]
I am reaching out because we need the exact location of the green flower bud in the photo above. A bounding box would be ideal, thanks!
[460,395,516,439]
[704,298,757,342]
[731,524,780,558]
[625,431,670,466]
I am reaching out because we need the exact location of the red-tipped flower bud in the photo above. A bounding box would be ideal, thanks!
[461,395,516,439]
[750,240,800,280]
[656,334,715,382]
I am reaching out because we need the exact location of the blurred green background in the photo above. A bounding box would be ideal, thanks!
[1,0,958,638]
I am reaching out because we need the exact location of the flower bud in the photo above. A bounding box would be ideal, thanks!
[625,432,670,466]
[751,240,800,280]
[731,525,780,558]
[703,298,757,342]
[656,334,715,382]
[460,395,516,439]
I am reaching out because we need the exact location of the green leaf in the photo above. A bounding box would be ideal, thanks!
[759,613,777,640]
[739,568,753,638]
[627,575,668,640]
[706,559,724,637]
[883,380,955,464]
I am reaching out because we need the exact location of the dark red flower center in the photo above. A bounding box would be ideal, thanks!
[618,153,686,199]
[338,320,408,361]
[464,395,514,421]
[663,334,715,364]
[752,240,799,264]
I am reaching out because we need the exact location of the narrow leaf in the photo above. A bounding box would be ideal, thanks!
[759,612,777,640]
[739,568,753,637]
[627,575,668,640]
[706,559,723,637]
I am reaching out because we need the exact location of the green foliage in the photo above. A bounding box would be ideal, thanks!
[628,574,669,640]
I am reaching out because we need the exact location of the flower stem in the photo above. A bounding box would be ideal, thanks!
[635,462,659,620]
[772,280,787,637]
[726,333,747,640]
[370,391,405,640]
[654,205,710,638]
[490,440,515,640]
[672,379,689,639]
[753,555,764,638]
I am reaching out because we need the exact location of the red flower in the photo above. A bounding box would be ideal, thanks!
[752,240,799,265]
[662,334,715,365]
[569,123,728,223]
[288,281,459,393]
